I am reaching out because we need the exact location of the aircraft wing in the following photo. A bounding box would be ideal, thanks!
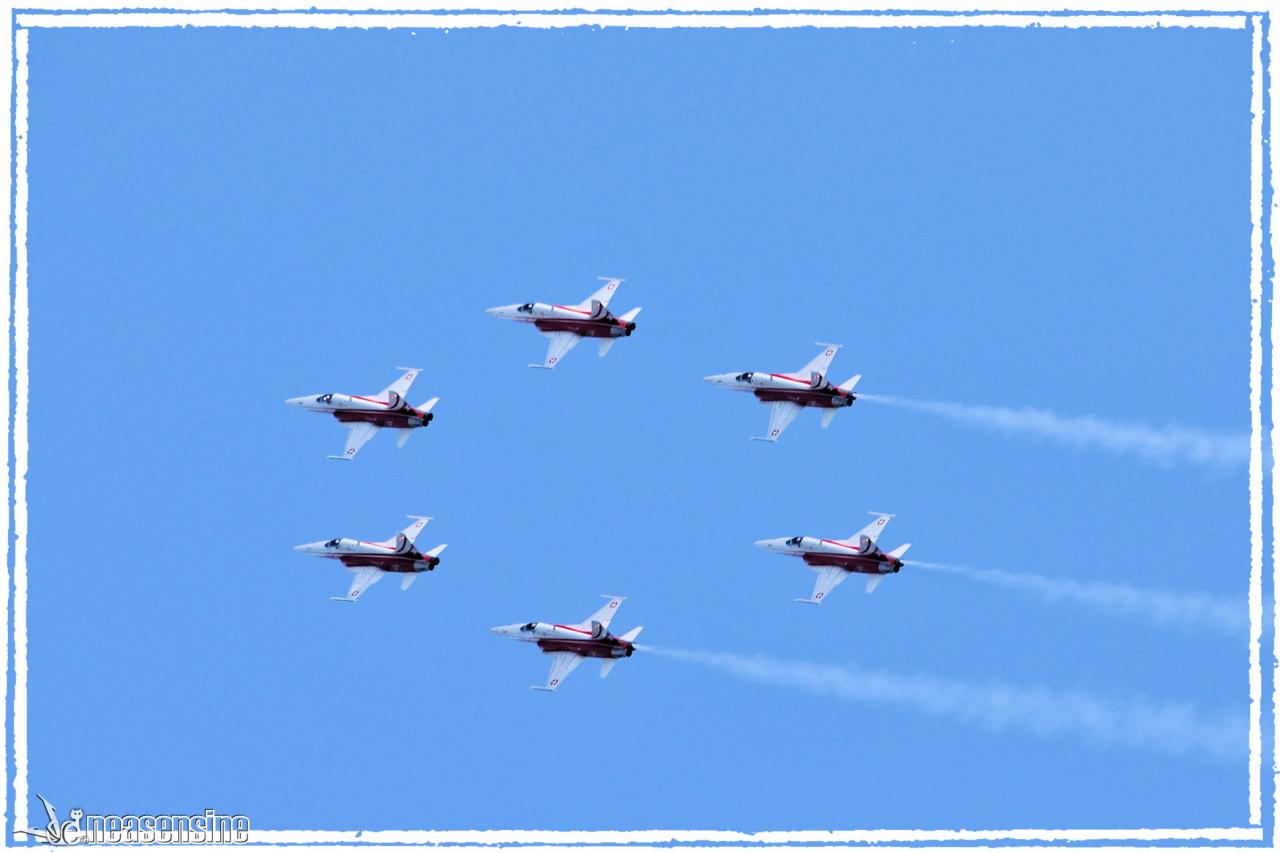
[849,513,893,545]
[580,595,625,631]
[533,652,584,691]
[577,276,623,311]
[381,367,420,400]
[329,421,380,460]
[796,566,851,605]
[401,515,431,545]
[797,343,841,380]
[332,567,383,602]
[754,401,803,442]
[532,331,581,369]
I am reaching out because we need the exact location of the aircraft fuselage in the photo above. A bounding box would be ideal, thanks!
[758,535,904,575]
[753,386,855,409]
[295,536,440,573]
[332,408,433,429]
[495,621,636,658]
[337,552,439,573]
[532,315,636,339]
[537,635,635,659]
[801,549,902,575]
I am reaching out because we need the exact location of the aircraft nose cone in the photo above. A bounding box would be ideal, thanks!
[285,396,308,406]
[488,625,505,634]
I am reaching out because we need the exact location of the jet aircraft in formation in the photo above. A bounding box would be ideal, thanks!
[294,515,448,602]
[490,595,644,691]
[284,278,916,691]
[286,367,439,460]
[755,512,911,603]
[704,343,861,442]
[486,277,641,369]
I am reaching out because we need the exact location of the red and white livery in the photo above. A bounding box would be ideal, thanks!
[486,277,641,369]
[755,512,912,603]
[703,343,861,442]
[286,367,439,460]
[294,515,448,602]
[489,595,644,691]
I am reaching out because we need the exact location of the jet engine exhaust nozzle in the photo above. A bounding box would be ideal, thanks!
[625,322,637,335]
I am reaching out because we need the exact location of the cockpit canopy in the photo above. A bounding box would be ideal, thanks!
[517,304,534,313]
[735,372,753,382]
[520,622,536,632]
[324,539,341,548]
[316,393,333,404]
[786,536,804,546]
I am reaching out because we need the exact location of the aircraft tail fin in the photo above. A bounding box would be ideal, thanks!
[838,374,862,393]
[401,515,432,544]
[577,276,624,310]
[619,625,644,643]
[600,659,618,679]
[401,574,418,591]
[887,543,912,561]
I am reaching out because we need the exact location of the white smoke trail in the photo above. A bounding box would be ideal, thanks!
[642,645,1242,763]
[907,560,1246,637]
[857,394,1248,469]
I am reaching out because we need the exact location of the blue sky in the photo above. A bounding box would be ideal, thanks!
[21,22,1257,832]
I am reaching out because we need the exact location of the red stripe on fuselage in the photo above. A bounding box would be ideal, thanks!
[820,538,863,551]
[767,373,810,385]
[350,395,390,406]
[553,624,592,635]
[552,305,592,316]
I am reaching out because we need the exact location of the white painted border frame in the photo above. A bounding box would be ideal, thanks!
[5,5,1271,847]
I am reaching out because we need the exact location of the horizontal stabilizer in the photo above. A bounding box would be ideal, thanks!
[528,364,555,370]
[599,338,617,358]
[325,455,354,462]
[424,543,448,559]
[395,429,413,448]
[887,543,912,561]
[839,374,862,393]
[619,626,644,643]
[329,596,357,603]
[820,408,838,429]
[793,597,823,605]
[530,685,557,692]
[618,306,642,324]
[600,659,618,679]
[866,574,886,594]
[751,436,779,443]
[416,396,440,414]
[401,574,418,591]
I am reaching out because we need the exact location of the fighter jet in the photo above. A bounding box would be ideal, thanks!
[485,277,641,369]
[755,512,911,603]
[703,343,861,442]
[286,367,439,460]
[294,515,448,602]
[490,595,643,691]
